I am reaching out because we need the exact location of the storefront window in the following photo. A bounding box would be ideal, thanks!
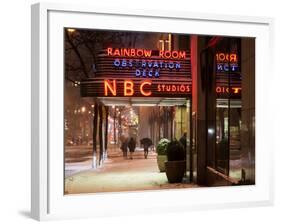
[215,100,229,174]
[212,37,255,183]
[229,99,242,179]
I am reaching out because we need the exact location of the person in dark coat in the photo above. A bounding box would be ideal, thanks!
[128,137,136,160]
[179,132,187,149]
[120,136,128,159]
[140,138,152,159]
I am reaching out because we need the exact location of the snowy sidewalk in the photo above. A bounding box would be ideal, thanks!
[65,150,197,194]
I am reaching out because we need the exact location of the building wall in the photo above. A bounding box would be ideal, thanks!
[241,38,255,183]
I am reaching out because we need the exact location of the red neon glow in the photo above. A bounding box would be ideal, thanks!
[157,84,190,93]
[107,48,152,57]
[140,81,152,96]
[159,50,186,59]
[206,36,223,48]
[103,80,240,97]
[216,53,238,63]
[216,86,229,93]
[104,80,116,96]
[107,47,186,59]
[124,80,134,96]
[103,80,191,97]
[216,86,241,94]
[232,87,242,93]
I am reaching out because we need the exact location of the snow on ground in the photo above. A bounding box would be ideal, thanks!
[65,150,197,194]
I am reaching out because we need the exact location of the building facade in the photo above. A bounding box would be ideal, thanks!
[64,29,255,186]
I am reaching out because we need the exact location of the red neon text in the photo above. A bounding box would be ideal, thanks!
[157,84,190,93]
[140,81,152,96]
[159,50,186,59]
[107,48,152,57]
[104,80,117,96]
[103,80,190,97]
[107,47,186,59]
[216,53,238,63]
[124,81,134,96]
[216,86,241,94]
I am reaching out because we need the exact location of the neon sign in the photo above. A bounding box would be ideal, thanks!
[108,48,152,57]
[104,80,241,97]
[81,49,241,98]
[81,47,192,98]
[104,80,152,97]
[113,59,181,69]
[113,59,182,78]
[216,86,241,94]
[140,81,152,96]
[107,47,186,59]
[124,80,134,96]
[109,48,185,78]
[216,53,239,72]
[103,80,191,97]
[157,84,190,93]
[216,53,237,63]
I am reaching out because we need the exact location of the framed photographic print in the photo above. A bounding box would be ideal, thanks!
[31,2,274,221]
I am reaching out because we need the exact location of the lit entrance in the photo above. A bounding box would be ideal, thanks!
[96,97,194,182]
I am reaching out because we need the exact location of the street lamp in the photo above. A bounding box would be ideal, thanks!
[67,28,76,33]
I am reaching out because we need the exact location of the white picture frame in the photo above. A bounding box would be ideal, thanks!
[31,2,274,221]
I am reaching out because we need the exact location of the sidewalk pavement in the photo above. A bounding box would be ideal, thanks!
[65,149,197,194]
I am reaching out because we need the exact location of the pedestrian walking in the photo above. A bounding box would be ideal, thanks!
[120,135,128,159]
[128,137,136,160]
[179,132,187,150]
[140,138,152,159]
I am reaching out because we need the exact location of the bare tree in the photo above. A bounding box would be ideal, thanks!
[64,28,140,167]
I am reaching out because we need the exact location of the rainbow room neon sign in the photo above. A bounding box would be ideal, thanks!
[107,47,186,59]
